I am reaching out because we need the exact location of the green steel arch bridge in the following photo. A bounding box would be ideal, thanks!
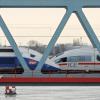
[0,0,100,85]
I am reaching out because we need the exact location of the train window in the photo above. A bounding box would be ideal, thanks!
[77,56,85,61]
[55,57,67,63]
[30,54,35,58]
[0,57,15,64]
[68,56,91,62]
[0,49,14,52]
[84,56,91,61]
[77,56,91,62]
[97,55,100,61]
[68,56,77,62]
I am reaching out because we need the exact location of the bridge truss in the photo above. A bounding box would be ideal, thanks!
[0,0,100,85]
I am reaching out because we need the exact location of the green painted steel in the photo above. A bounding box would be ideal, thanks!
[0,0,100,8]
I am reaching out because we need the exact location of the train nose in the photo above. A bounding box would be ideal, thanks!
[41,64,61,74]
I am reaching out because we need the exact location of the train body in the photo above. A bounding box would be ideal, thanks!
[0,46,100,78]
[0,47,63,78]
[51,47,100,77]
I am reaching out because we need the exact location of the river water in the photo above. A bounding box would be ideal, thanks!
[0,86,100,100]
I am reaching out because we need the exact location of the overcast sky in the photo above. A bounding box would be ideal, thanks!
[0,8,100,46]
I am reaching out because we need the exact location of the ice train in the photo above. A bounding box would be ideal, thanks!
[51,47,100,75]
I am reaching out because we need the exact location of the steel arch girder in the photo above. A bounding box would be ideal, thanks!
[0,0,100,8]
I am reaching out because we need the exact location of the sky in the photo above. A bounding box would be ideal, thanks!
[0,8,100,46]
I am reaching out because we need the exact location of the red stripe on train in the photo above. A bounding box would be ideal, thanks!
[79,62,100,65]
[59,63,67,66]
[59,62,100,66]
[0,77,100,83]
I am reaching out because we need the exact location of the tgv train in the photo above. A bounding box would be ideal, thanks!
[0,47,64,77]
[51,47,100,75]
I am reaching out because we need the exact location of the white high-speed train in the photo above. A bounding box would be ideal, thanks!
[51,47,100,74]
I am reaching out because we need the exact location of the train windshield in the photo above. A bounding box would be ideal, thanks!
[55,57,67,63]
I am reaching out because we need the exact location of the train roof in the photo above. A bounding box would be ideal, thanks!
[0,46,43,60]
[51,47,99,60]
[0,46,42,55]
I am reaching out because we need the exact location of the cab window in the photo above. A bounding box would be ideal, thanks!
[97,55,100,61]
[30,54,35,58]
[55,57,67,63]
[61,57,67,62]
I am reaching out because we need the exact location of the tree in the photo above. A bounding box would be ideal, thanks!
[73,38,81,46]
[28,40,38,47]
